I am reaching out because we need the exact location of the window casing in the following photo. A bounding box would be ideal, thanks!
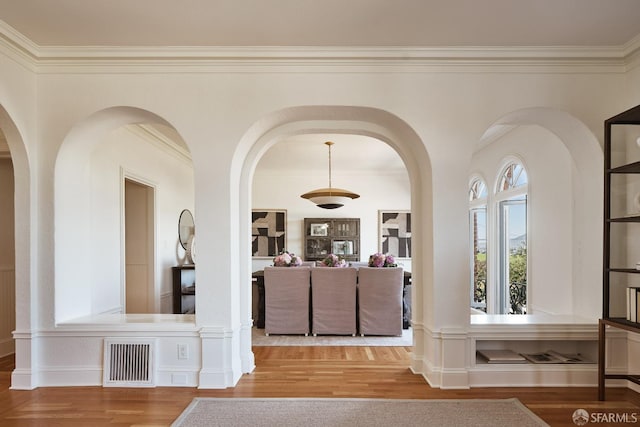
[469,178,487,312]
[495,163,528,314]
[469,162,528,315]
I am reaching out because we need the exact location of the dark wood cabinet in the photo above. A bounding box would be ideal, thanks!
[172,265,195,314]
[303,218,360,262]
[599,104,640,400]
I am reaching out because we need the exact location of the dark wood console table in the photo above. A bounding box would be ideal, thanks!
[252,270,412,330]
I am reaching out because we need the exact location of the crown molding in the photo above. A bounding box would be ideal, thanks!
[0,20,38,71]
[29,48,629,75]
[623,33,640,71]
[0,18,637,74]
[124,124,192,165]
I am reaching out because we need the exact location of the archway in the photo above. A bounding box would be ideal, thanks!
[0,104,32,389]
[0,126,15,359]
[232,106,433,374]
[250,133,412,340]
[55,107,194,323]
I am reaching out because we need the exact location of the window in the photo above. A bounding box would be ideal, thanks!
[469,162,528,315]
[469,178,487,312]
[496,163,528,314]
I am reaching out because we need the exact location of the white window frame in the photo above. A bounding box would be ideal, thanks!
[492,160,528,315]
[469,176,488,312]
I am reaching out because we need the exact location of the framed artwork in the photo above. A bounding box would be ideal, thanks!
[379,210,412,258]
[252,210,286,258]
[310,223,328,236]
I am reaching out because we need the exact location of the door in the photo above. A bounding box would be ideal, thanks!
[124,178,155,313]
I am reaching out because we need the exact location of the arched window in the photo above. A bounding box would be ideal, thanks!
[469,178,487,312]
[495,162,528,314]
[498,163,528,192]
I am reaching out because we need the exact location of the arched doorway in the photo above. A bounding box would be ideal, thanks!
[232,105,433,375]
[0,128,15,358]
[0,104,32,389]
[250,133,412,343]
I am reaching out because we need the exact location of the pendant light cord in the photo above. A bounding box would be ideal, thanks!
[325,141,334,195]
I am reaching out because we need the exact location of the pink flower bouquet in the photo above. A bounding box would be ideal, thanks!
[320,253,348,267]
[368,253,397,267]
[273,251,302,267]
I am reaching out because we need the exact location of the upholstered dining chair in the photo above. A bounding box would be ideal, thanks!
[357,266,403,336]
[311,267,358,336]
[263,266,311,336]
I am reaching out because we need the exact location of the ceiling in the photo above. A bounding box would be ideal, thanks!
[0,0,640,48]
[2,1,640,166]
[256,135,406,175]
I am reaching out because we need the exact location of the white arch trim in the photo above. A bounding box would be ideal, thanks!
[231,105,434,376]
[0,105,35,389]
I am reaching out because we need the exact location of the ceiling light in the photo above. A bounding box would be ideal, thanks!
[300,141,360,209]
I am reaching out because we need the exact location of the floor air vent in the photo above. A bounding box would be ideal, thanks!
[103,338,156,387]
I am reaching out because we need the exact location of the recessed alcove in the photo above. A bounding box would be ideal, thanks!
[469,314,608,387]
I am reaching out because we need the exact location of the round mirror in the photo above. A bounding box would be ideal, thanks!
[178,209,195,250]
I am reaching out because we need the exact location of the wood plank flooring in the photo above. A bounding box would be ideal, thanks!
[1,348,639,426]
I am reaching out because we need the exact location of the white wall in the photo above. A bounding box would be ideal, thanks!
[2,37,640,388]
[32,67,623,388]
[88,126,194,315]
[470,125,574,315]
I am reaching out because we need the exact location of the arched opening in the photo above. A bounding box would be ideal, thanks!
[472,107,602,319]
[250,133,413,344]
[0,104,31,389]
[55,107,194,323]
[232,106,433,373]
[0,127,15,358]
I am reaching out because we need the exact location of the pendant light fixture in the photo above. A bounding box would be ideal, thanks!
[301,141,360,209]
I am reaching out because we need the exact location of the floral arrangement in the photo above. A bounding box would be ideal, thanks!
[273,251,302,267]
[368,253,397,267]
[320,253,348,267]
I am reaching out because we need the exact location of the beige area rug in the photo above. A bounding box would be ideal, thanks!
[172,397,548,427]
[251,327,413,346]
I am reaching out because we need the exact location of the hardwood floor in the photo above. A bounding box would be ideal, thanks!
[1,348,639,426]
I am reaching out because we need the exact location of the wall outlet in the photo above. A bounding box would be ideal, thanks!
[178,344,189,359]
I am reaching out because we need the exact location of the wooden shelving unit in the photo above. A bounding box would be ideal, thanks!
[303,218,360,262]
[172,265,195,314]
[599,104,640,400]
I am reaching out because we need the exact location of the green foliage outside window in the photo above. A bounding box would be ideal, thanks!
[508,246,527,314]
[473,246,527,314]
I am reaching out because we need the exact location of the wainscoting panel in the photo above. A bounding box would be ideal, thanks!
[0,267,15,357]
